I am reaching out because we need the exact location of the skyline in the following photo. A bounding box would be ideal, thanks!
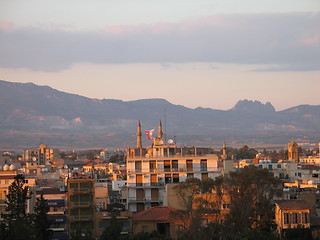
[0,0,319,110]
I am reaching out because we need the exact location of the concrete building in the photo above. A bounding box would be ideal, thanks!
[126,121,220,212]
[36,187,68,240]
[67,172,95,238]
[23,144,59,165]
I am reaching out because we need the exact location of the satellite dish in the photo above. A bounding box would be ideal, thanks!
[168,139,174,144]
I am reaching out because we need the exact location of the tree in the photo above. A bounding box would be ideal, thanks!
[223,165,282,238]
[283,227,313,240]
[236,145,258,159]
[1,174,32,240]
[31,195,52,240]
[100,212,122,240]
[171,177,224,240]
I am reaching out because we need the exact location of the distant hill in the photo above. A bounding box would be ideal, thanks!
[0,80,319,150]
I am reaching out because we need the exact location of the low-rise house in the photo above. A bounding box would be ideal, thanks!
[132,206,182,239]
[275,200,311,233]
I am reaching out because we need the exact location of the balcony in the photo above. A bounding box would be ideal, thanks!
[127,197,163,203]
[69,215,92,221]
[69,188,91,194]
[69,201,91,208]
[127,167,219,174]
[127,182,165,188]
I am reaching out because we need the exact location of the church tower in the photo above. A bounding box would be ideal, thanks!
[136,121,142,148]
[288,138,299,162]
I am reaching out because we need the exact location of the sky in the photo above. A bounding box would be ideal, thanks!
[0,0,319,111]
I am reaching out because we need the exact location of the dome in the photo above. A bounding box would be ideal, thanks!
[9,164,15,170]
[3,164,9,171]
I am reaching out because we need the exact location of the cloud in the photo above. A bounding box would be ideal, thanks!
[0,21,14,31]
[0,13,319,72]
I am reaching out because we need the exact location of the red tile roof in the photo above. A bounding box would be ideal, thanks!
[133,206,176,222]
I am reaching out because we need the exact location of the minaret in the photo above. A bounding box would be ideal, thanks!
[136,121,142,148]
[221,141,227,160]
[158,120,163,140]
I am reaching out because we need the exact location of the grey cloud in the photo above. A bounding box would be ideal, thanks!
[0,13,319,71]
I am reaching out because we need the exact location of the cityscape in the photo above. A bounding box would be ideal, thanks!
[1,0,320,240]
[1,123,320,239]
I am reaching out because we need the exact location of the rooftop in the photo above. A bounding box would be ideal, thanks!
[275,200,310,210]
[133,206,176,222]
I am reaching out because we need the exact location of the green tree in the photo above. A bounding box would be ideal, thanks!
[236,145,258,159]
[171,177,224,240]
[283,227,313,240]
[1,174,32,240]
[223,165,282,238]
[100,212,122,240]
[31,194,52,240]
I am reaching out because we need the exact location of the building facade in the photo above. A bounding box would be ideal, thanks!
[67,173,95,238]
[126,121,220,212]
[23,144,58,165]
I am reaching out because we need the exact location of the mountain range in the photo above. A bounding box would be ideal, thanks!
[0,79,319,150]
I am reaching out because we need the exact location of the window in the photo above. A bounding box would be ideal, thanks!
[164,161,171,172]
[222,204,230,209]
[151,189,159,201]
[173,174,179,183]
[136,174,142,187]
[201,173,208,181]
[303,212,309,223]
[165,174,171,183]
[187,173,194,178]
[258,165,263,169]
[200,159,207,171]
[142,225,148,232]
[277,164,282,169]
[172,160,178,172]
[284,213,289,224]
[291,213,298,224]
[135,161,142,173]
[268,165,272,170]
[151,174,157,186]
[149,161,156,172]
[186,160,193,171]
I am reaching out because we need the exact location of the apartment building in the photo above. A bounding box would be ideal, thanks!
[126,121,220,212]
[23,144,59,165]
[36,187,68,240]
[67,172,95,238]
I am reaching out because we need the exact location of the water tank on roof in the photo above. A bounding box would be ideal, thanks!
[3,164,9,171]
[9,164,15,170]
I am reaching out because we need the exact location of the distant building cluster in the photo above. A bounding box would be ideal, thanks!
[1,122,320,239]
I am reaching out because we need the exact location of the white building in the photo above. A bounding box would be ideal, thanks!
[126,121,221,212]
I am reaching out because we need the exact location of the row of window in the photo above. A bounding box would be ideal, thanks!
[283,212,309,225]
[134,172,209,185]
[135,159,208,172]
